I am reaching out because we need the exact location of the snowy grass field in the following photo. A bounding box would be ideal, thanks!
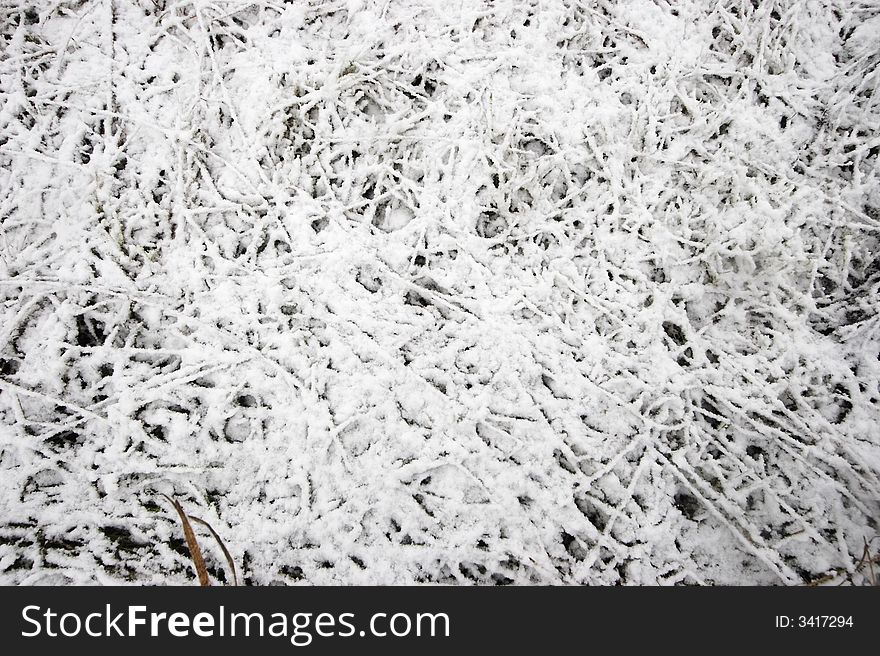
[1,0,879,585]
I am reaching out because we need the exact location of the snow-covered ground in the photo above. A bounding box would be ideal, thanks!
[1,0,879,585]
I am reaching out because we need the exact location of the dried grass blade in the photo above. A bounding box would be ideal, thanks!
[190,515,238,586]
[161,494,210,586]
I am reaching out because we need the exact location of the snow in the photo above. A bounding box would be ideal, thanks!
[0,0,879,586]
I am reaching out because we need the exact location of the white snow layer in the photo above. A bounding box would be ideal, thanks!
[1,0,879,585]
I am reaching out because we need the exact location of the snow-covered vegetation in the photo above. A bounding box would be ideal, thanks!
[1,0,879,585]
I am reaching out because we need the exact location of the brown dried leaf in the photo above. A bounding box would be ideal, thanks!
[162,494,210,586]
[190,515,238,586]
